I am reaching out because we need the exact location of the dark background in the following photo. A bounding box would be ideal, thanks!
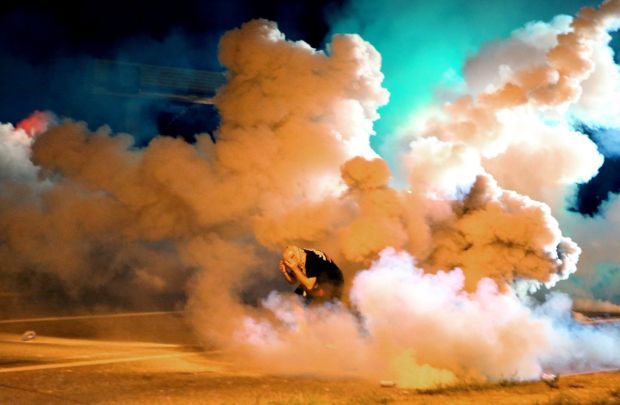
[0,0,343,143]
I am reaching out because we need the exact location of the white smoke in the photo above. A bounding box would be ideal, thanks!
[0,111,54,188]
[238,249,620,386]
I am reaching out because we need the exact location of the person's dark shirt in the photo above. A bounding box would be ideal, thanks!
[294,249,344,302]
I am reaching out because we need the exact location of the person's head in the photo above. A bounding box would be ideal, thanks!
[282,245,305,268]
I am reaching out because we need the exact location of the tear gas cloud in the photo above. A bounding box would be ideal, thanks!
[2,0,620,387]
[328,0,601,156]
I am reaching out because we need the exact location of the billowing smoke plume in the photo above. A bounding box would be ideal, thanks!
[327,0,600,157]
[237,249,620,386]
[1,0,620,388]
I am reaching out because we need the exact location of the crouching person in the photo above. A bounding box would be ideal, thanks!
[278,245,344,304]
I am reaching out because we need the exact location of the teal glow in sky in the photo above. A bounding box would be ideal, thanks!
[330,0,599,154]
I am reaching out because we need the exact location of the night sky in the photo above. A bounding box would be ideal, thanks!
[0,0,338,60]
[1,0,619,215]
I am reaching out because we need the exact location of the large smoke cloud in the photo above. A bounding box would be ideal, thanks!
[328,0,600,157]
[237,250,620,386]
[1,0,620,388]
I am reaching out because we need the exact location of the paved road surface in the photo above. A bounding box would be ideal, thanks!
[1,312,619,404]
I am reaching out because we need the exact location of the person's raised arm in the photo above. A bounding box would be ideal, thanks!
[288,263,319,293]
[279,260,296,284]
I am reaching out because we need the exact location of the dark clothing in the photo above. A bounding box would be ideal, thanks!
[294,249,344,303]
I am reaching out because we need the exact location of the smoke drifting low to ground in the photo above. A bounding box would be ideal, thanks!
[2,0,620,388]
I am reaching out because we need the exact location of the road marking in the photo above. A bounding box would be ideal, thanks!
[559,367,620,377]
[0,311,183,324]
[0,351,216,373]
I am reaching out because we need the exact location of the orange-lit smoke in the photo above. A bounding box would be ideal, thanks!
[1,1,620,388]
